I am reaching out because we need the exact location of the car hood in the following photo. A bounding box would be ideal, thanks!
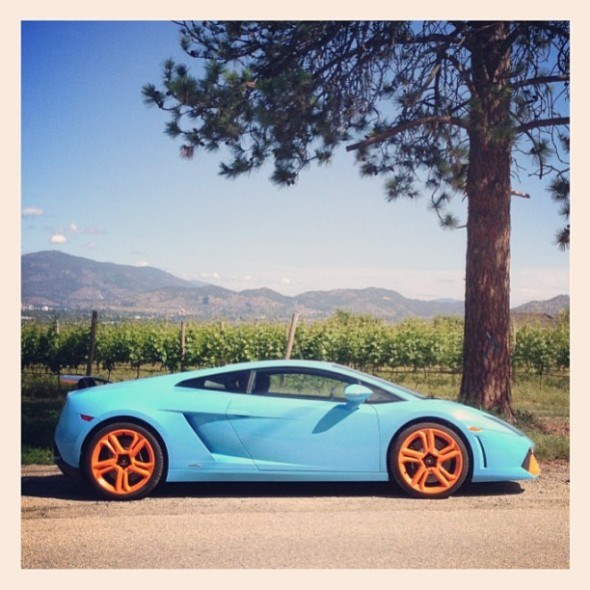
[414,397,527,437]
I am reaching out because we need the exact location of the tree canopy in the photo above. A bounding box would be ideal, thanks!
[144,21,569,244]
[143,21,569,416]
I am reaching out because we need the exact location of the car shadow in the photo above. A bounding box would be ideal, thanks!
[21,472,95,501]
[155,480,525,499]
[21,471,525,501]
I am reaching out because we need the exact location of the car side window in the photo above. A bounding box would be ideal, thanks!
[177,370,251,393]
[251,370,353,401]
[177,367,400,402]
[363,383,402,403]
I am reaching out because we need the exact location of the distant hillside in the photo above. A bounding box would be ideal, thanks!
[21,251,568,322]
[512,295,570,317]
[295,288,464,321]
[21,251,206,308]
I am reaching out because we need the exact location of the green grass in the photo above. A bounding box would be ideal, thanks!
[22,370,569,465]
[529,433,570,460]
[22,445,54,465]
[21,372,67,399]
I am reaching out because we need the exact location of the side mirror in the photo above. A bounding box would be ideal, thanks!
[344,384,373,404]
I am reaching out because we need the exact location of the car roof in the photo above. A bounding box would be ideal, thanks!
[199,359,342,373]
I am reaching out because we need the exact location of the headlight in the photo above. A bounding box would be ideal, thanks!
[522,449,541,476]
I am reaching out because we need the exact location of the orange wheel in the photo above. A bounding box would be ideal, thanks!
[390,422,469,498]
[84,422,164,500]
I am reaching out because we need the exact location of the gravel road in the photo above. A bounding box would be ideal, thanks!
[21,461,569,569]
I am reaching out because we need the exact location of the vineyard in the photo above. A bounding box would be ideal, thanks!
[21,310,569,381]
[21,310,570,463]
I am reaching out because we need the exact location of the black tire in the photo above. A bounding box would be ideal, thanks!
[83,422,164,501]
[389,422,469,499]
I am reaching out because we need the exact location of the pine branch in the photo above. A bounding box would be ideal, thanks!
[515,117,570,134]
[512,75,569,89]
[346,115,467,152]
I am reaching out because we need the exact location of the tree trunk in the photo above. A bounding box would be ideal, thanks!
[459,23,514,419]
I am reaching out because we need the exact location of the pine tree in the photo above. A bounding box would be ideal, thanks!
[143,21,569,417]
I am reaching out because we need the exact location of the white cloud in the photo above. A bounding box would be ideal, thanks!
[22,207,44,217]
[134,260,149,267]
[45,223,106,249]
[201,272,221,280]
[54,223,106,238]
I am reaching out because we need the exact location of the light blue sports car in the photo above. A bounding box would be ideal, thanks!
[54,359,540,500]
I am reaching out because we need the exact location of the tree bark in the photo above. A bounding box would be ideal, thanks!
[459,23,514,419]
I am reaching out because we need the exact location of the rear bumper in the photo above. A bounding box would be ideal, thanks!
[54,444,83,481]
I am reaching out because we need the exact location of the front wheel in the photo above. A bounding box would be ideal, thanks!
[389,422,469,499]
[84,422,164,500]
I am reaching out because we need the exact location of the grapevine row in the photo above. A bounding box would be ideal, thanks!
[21,310,569,378]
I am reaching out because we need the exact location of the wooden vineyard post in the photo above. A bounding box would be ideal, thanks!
[180,321,187,371]
[285,312,300,360]
[86,311,98,376]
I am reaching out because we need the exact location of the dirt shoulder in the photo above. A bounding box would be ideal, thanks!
[21,461,569,569]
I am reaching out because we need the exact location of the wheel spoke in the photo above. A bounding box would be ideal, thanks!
[399,446,424,463]
[415,430,428,452]
[437,464,458,484]
[129,436,147,458]
[99,437,118,457]
[431,466,453,487]
[425,429,437,454]
[410,464,428,489]
[107,433,127,455]
[438,446,461,463]
[113,466,127,493]
[92,457,118,477]
[129,461,153,478]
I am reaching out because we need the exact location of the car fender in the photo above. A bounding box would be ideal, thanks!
[375,405,485,476]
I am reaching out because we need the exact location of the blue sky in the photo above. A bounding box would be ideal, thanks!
[21,20,570,306]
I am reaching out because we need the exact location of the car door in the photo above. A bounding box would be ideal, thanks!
[226,368,380,473]
[172,369,255,469]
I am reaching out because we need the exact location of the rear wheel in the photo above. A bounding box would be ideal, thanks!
[390,422,469,498]
[84,422,164,500]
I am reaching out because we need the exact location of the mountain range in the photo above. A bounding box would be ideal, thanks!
[21,251,569,322]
